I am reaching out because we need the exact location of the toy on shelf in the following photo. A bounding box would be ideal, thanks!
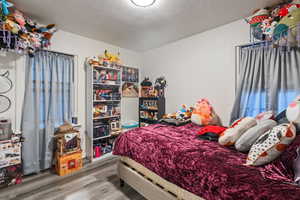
[93,68,120,85]
[87,50,121,68]
[154,77,167,97]
[0,2,57,56]
[93,103,120,118]
[246,1,300,47]
[94,88,121,101]
[140,77,167,98]
[140,77,154,97]
[139,97,165,127]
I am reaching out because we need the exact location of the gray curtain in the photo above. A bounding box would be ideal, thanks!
[231,46,300,123]
[22,51,74,175]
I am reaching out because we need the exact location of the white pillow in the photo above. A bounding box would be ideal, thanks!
[235,119,277,152]
[218,117,257,146]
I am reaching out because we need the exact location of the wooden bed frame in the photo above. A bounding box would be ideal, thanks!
[118,157,204,200]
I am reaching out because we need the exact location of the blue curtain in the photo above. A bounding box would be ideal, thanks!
[231,46,300,123]
[22,51,74,175]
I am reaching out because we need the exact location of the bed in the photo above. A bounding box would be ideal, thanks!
[113,123,300,200]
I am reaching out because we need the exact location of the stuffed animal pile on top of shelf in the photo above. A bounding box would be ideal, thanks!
[88,50,122,68]
[246,0,300,47]
[0,0,56,56]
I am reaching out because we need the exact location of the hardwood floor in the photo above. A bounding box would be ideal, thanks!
[0,157,146,200]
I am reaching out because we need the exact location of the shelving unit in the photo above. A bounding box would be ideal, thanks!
[139,97,165,127]
[86,62,122,162]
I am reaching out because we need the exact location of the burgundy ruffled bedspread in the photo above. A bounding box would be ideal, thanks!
[113,123,300,200]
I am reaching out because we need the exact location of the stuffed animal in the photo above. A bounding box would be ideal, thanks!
[104,50,121,64]
[191,99,222,126]
[88,56,100,66]
[261,17,278,38]
[247,9,270,27]
[286,95,300,128]
[0,0,13,16]
[154,77,167,97]
[176,104,188,119]
[278,1,300,18]
[4,18,20,34]
[273,8,300,44]
[13,10,25,27]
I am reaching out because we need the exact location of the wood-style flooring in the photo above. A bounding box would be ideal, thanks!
[0,157,146,200]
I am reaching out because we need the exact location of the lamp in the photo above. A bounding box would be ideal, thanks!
[130,0,156,7]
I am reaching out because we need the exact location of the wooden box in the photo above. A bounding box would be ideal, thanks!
[55,151,82,176]
[55,131,81,156]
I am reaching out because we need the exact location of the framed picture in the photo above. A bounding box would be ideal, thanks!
[122,67,139,83]
[122,82,139,98]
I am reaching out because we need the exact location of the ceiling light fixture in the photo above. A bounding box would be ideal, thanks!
[130,0,156,7]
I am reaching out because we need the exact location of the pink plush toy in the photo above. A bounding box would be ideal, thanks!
[14,10,25,27]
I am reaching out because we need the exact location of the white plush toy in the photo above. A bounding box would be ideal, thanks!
[286,96,300,126]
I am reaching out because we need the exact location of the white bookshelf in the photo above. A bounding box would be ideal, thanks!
[86,62,122,162]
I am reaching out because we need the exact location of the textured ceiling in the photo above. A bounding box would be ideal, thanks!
[12,0,281,51]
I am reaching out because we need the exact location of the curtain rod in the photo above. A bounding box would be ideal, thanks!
[235,41,272,48]
[42,49,77,57]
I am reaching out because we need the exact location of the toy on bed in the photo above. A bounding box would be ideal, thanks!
[164,104,193,120]
[191,99,222,126]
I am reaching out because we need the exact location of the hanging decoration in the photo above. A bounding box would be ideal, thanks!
[0,1,57,56]
[246,0,300,48]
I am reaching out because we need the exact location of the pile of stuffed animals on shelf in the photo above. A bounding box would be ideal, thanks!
[88,50,122,68]
[0,0,57,56]
[246,0,300,47]
[140,77,167,98]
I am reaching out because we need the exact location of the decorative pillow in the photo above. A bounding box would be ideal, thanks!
[246,123,296,166]
[191,99,222,126]
[218,117,257,146]
[235,119,277,152]
[255,111,275,122]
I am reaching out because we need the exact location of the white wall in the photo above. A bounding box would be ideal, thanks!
[141,20,250,126]
[0,19,249,158]
[0,30,142,157]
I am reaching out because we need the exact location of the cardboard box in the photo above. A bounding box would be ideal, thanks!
[55,151,82,176]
